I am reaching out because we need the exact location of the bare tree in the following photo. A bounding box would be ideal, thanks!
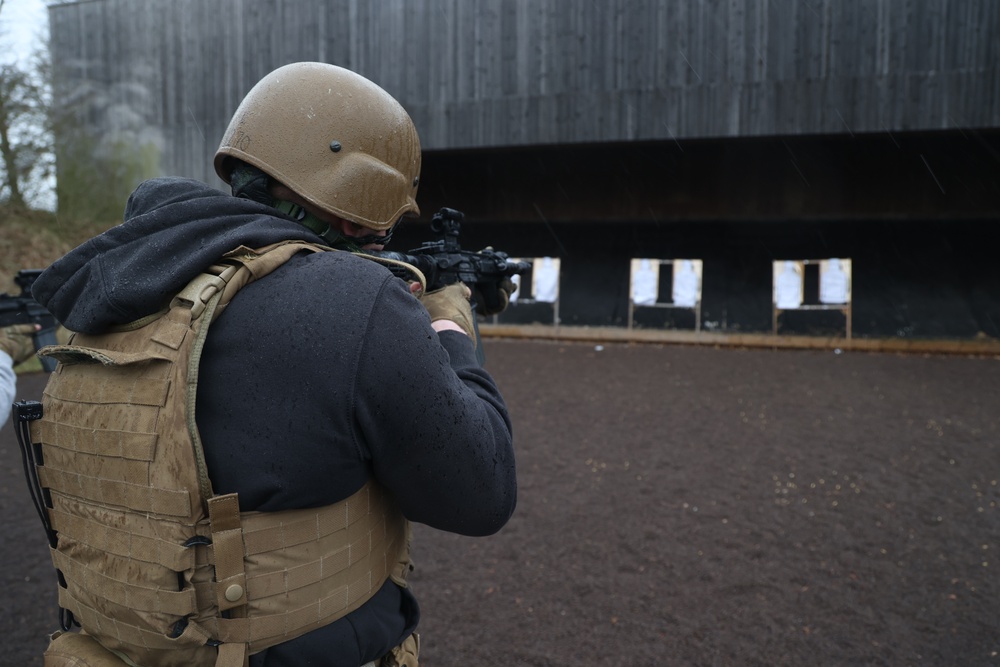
[2,0,160,217]
[0,63,51,208]
[0,0,54,209]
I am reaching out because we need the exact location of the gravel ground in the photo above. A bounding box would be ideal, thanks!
[3,340,999,666]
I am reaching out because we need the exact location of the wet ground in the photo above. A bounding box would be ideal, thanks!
[3,340,999,666]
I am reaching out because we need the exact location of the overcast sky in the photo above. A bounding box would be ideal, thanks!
[1,0,49,66]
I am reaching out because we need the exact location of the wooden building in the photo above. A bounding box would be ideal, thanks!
[48,0,1000,345]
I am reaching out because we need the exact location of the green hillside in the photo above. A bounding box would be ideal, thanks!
[2,207,114,372]
[1,207,113,293]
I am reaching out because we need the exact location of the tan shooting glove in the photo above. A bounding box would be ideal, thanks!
[420,282,476,340]
[0,324,38,365]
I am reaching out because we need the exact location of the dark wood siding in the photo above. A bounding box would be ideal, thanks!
[49,0,999,184]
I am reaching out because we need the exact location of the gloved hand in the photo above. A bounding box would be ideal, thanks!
[420,282,475,339]
[474,276,516,316]
[472,247,517,316]
[0,324,38,365]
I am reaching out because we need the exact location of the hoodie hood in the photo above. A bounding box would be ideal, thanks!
[33,177,324,334]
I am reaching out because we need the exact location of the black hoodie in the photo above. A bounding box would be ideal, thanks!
[33,177,517,666]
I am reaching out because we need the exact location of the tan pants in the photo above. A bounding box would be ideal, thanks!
[377,633,420,667]
[44,632,130,667]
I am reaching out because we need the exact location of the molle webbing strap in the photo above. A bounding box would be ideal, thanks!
[171,241,328,323]
[203,483,407,652]
[31,240,411,667]
[36,467,191,517]
[54,585,215,650]
[207,495,247,613]
[50,546,199,616]
[207,494,249,667]
[216,241,329,307]
[46,494,196,572]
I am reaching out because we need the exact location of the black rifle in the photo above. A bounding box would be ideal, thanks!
[370,207,531,314]
[0,270,59,372]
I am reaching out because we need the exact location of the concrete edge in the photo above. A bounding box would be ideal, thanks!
[478,324,1000,357]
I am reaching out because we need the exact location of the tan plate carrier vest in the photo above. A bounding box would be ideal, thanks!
[30,241,413,667]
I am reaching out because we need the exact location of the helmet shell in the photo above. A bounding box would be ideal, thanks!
[215,62,421,230]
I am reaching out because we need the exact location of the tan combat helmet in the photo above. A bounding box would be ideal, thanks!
[214,62,421,230]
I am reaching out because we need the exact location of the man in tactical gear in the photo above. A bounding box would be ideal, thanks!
[29,62,516,667]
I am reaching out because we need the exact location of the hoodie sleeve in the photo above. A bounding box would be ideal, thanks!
[0,352,16,426]
[353,276,517,537]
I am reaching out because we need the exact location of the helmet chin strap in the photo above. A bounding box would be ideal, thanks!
[228,163,394,249]
[272,200,395,250]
